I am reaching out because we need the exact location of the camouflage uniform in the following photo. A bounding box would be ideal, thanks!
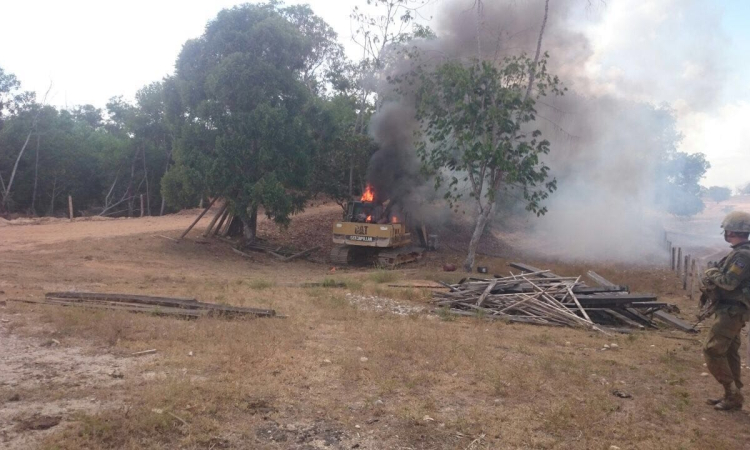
[702,240,750,409]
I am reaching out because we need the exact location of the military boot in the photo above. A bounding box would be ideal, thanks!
[706,383,733,405]
[714,387,743,411]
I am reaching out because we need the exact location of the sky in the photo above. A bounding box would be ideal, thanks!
[1,0,748,190]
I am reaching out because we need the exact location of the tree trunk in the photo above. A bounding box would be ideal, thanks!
[463,202,495,273]
[242,205,259,243]
[523,0,550,103]
[125,147,141,217]
[141,145,150,216]
[31,134,40,215]
[159,148,172,216]
[47,176,58,216]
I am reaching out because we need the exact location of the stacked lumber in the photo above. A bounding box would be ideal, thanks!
[9,292,275,319]
[433,263,691,332]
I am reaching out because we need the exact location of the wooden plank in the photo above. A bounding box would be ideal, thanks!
[624,307,659,328]
[179,198,217,240]
[586,270,618,288]
[46,292,275,317]
[476,281,497,307]
[573,293,658,305]
[282,246,321,262]
[47,292,197,304]
[652,310,697,333]
[603,309,645,330]
[203,201,228,237]
[9,298,205,318]
[508,262,561,278]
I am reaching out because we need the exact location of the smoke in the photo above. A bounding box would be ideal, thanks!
[365,0,725,262]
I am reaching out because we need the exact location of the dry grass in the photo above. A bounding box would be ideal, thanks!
[2,213,750,449]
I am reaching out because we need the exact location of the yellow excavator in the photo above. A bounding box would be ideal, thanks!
[330,187,432,267]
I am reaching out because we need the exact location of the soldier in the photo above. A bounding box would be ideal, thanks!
[702,211,750,411]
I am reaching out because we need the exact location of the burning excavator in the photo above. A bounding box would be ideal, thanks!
[330,185,432,266]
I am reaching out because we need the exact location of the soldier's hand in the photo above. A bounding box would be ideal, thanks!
[704,268,721,278]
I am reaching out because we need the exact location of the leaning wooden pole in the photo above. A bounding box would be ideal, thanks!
[68,195,74,221]
[179,198,217,241]
[203,201,228,237]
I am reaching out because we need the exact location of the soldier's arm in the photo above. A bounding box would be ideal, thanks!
[705,253,750,291]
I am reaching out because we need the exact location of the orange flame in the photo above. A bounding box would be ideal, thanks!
[366,215,372,223]
[391,216,399,223]
[361,184,375,202]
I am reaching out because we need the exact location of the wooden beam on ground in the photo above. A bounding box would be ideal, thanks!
[281,245,321,262]
[179,198,217,241]
[652,310,698,333]
[587,270,617,288]
[603,309,645,330]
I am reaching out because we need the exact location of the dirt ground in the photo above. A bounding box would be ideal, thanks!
[2,205,750,449]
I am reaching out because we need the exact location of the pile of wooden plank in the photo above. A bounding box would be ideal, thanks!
[9,292,276,319]
[433,262,694,332]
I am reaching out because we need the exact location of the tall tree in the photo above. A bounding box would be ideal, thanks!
[411,56,563,271]
[166,3,322,242]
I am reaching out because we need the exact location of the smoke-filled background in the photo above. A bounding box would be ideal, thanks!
[366,0,730,263]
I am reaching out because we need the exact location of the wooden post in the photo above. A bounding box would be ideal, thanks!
[677,248,682,273]
[203,201,228,237]
[671,247,676,271]
[68,195,73,221]
[178,198,216,241]
[212,208,230,237]
[682,255,689,290]
[690,259,697,300]
[140,194,145,217]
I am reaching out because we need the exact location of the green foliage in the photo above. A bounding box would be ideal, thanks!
[411,56,562,215]
[168,3,331,236]
[661,151,709,216]
[707,186,732,204]
[160,165,204,210]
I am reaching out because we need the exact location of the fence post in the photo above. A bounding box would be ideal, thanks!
[690,259,697,300]
[683,255,690,290]
[140,194,145,218]
[677,248,682,273]
[68,195,73,221]
[672,247,677,271]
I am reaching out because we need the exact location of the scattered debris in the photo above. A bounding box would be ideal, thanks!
[346,293,425,316]
[132,349,158,357]
[9,291,276,319]
[611,390,633,399]
[443,263,457,272]
[432,262,684,331]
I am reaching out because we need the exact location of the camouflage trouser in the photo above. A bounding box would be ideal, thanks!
[703,305,749,389]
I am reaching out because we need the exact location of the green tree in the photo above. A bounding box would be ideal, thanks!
[166,3,322,242]
[707,186,732,204]
[411,56,563,272]
[661,151,709,216]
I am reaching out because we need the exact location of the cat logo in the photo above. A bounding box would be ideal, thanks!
[354,225,369,235]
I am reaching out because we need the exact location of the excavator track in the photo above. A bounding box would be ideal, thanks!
[329,245,352,266]
[376,246,425,268]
